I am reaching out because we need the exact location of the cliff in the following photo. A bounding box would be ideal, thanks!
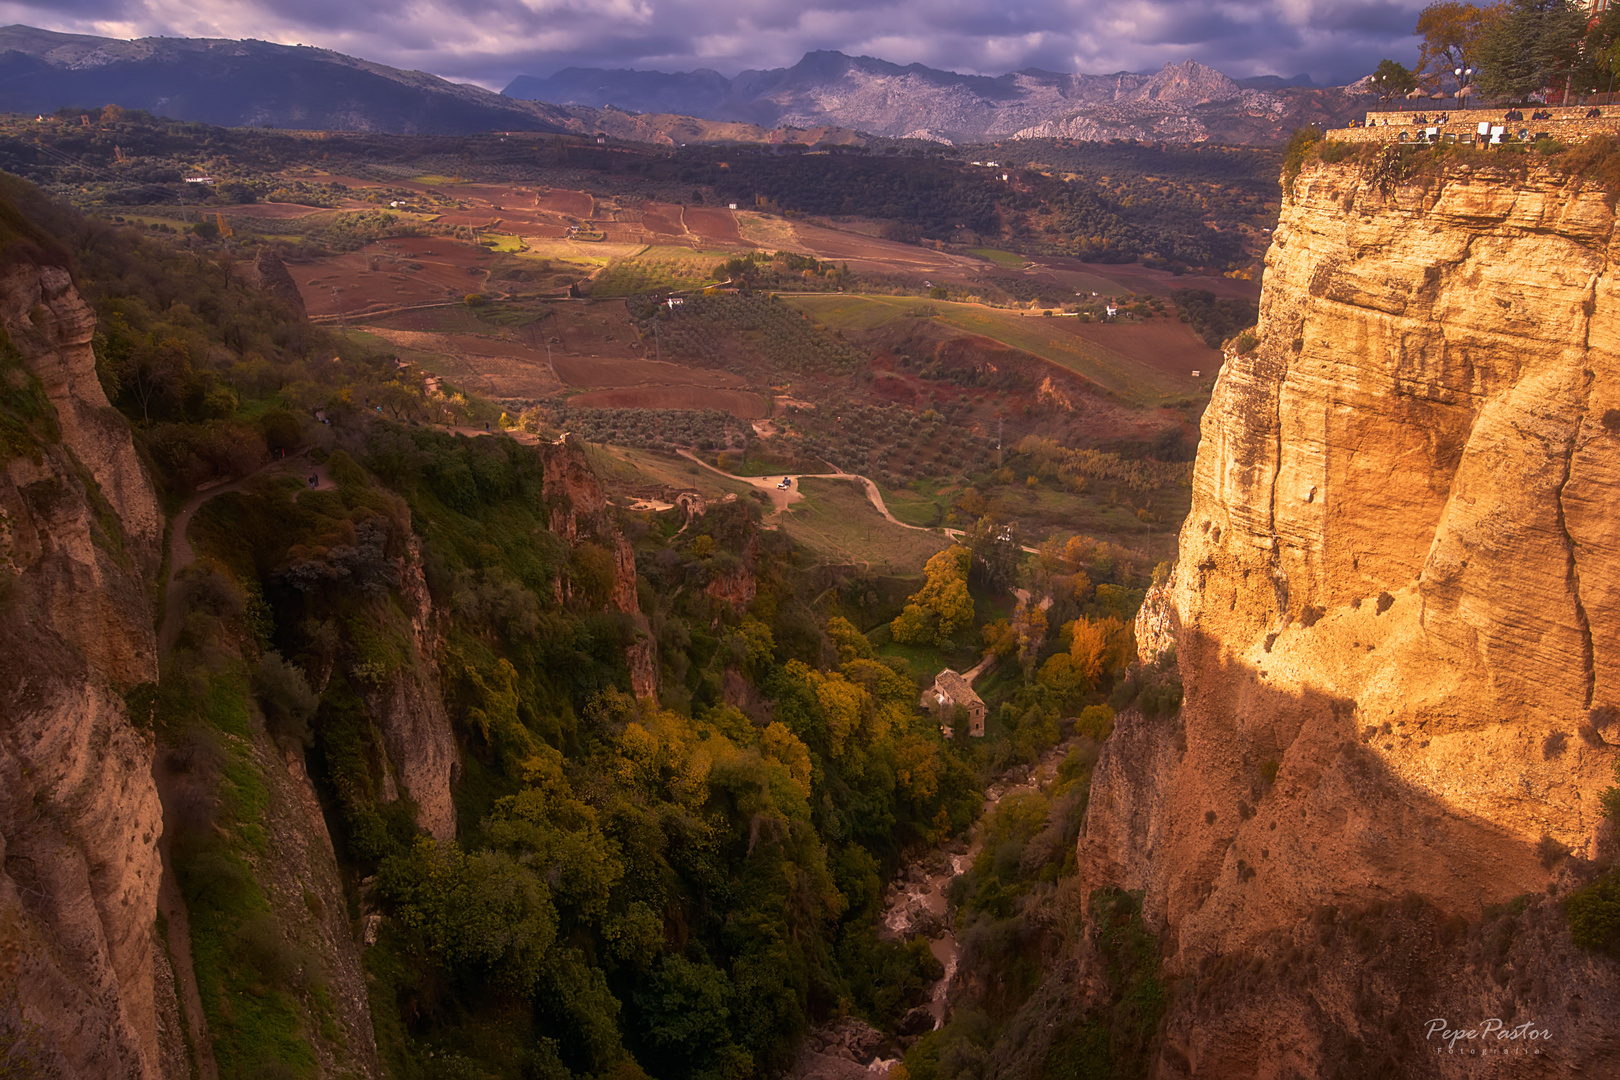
[0,260,167,1076]
[544,440,657,699]
[1083,156,1620,1074]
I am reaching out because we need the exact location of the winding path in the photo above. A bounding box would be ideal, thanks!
[674,449,938,528]
[672,450,1044,555]
[157,449,334,656]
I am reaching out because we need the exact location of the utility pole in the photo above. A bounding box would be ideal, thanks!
[997,416,1003,468]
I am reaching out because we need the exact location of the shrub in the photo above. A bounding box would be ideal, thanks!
[1075,704,1115,741]
[1567,869,1620,957]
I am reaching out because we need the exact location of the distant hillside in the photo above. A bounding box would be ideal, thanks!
[507,52,1367,145]
[0,24,574,135]
[0,25,1365,146]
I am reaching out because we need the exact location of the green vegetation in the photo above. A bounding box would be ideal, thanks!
[558,406,745,452]
[590,247,733,296]
[892,547,975,648]
[1170,288,1258,349]
[777,477,952,572]
[1567,868,1620,957]
[907,749,1165,1080]
[643,293,867,376]
[969,248,1025,267]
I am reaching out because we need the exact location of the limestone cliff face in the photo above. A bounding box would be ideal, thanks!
[544,440,657,699]
[0,262,166,1077]
[1085,159,1620,1075]
[365,536,458,842]
[0,263,162,579]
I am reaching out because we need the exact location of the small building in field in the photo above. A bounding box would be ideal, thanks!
[921,669,986,737]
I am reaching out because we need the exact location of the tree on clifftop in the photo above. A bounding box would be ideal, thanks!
[1416,2,1491,85]
[1370,59,1419,102]
[1476,0,1587,101]
[890,547,974,648]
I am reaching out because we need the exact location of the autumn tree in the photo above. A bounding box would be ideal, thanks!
[890,546,975,648]
[1416,2,1491,85]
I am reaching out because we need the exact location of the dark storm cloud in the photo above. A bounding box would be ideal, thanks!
[0,0,1428,88]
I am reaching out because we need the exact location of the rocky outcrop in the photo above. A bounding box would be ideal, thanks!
[0,263,166,1077]
[0,262,162,579]
[545,441,657,699]
[239,247,306,321]
[1080,158,1620,1074]
[365,537,457,841]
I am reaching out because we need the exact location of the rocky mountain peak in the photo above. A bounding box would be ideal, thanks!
[1129,58,1242,105]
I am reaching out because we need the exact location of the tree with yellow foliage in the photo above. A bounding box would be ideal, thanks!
[890,546,975,647]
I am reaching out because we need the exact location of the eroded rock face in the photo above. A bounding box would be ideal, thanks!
[0,263,162,580]
[544,441,658,699]
[0,264,165,1077]
[1082,160,1620,1075]
[365,536,458,842]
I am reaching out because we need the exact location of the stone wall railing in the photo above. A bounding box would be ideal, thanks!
[1361,105,1619,125]
[1327,109,1620,145]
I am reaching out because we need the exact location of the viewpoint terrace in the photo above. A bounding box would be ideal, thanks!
[1327,103,1620,145]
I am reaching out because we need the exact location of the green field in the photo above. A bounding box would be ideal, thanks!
[784,294,1182,404]
[481,233,527,253]
[779,477,950,572]
[969,247,1026,267]
[880,484,951,527]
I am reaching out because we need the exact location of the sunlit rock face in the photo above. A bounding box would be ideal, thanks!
[1087,158,1620,1077]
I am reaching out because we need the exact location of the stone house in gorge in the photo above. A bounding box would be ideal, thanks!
[921,668,985,737]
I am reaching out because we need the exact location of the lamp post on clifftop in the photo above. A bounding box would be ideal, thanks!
[1454,65,1475,104]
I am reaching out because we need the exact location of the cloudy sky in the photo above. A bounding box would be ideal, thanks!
[0,0,1425,89]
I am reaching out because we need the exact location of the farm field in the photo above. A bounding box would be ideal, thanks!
[969,248,1026,267]
[781,221,989,283]
[570,387,768,416]
[354,295,774,407]
[586,445,760,504]
[778,478,951,571]
[1033,255,1262,302]
[549,354,749,390]
[589,246,734,296]
[783,294,1199,404]
[360,327,563,398]
[298,239,498,318]
[684,206,743,243]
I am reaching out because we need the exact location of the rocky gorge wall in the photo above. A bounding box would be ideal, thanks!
[1082,157,1620,1075]
[0,262,167,1076]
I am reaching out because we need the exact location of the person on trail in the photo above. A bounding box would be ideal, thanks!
[309,474,318,489]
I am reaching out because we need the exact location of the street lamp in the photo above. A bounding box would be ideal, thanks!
[1454,65,1474,103]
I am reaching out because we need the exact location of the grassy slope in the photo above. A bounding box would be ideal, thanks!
[777,477,950,572]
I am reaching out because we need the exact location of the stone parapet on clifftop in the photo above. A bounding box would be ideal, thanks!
[1080,156,1620,1076]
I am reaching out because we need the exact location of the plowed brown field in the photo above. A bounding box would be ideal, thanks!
[684,207,742,242]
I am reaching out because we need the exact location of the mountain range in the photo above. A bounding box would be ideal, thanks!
[506,52,1364,145]
[0,24,576,135]
[0,24,1366,145]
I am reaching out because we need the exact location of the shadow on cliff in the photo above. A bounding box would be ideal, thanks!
[1081,627,1620,1079]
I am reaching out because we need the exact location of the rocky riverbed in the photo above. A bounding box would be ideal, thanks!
[787,737,1087,1080]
